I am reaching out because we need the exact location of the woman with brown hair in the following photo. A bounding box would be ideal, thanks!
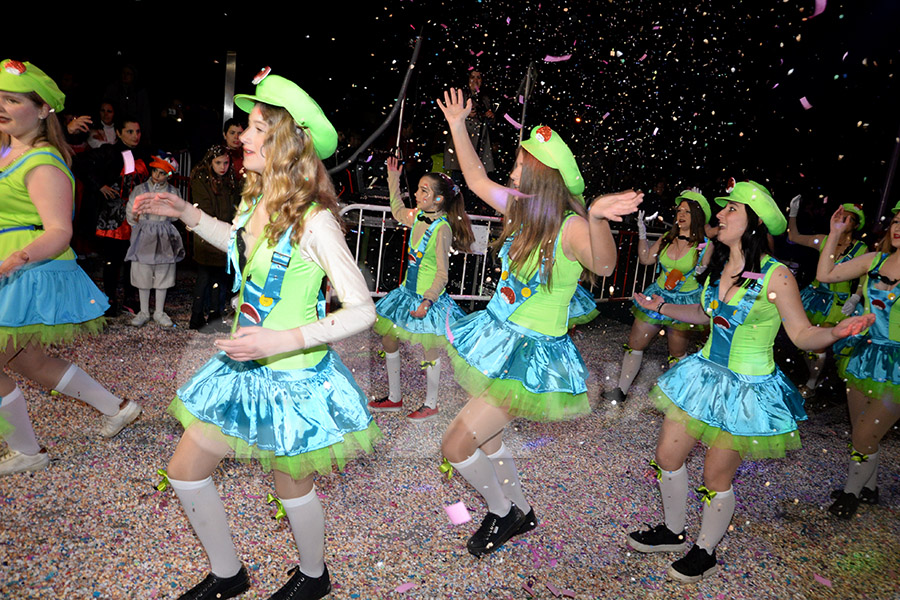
[135,69,377,600]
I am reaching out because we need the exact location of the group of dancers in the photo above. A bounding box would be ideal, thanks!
[1,59,897,600]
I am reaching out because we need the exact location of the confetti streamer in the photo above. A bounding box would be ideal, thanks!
[811,0,827,18]
[394,582,417,593]
[813,574,833,587]
[800,96,813,110]
[503,113,523,129]
[444,501,471,524]
[544,54,573,63]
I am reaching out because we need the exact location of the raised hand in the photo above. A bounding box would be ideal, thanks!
[789,194,801,218]
[828,205,851,234]
[590,190,644,222]
[386,156,402,174]
[437,88,473,126]
[636,209,647,240]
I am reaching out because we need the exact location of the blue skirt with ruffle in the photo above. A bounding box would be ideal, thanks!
[834,335,900,403]
[0,258,108,326]
[374,286,465,347]
[175,349,375,457]
[632,282,703,330]
[656,352,807,437]
[450,309,588,396]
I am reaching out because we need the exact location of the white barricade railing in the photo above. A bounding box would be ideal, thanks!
[338,202,663,303]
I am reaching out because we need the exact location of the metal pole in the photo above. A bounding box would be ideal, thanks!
[223,52,237,124]
[518,62,534,145]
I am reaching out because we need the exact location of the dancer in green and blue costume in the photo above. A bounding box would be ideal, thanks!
[626,180,873,583]
[135,69,377,600]
[0,59,141,478]
[816,202,900,520]
[369,156,474,421]
[603,190,712,403]
[787,194,868,397]
[438,87,643,557]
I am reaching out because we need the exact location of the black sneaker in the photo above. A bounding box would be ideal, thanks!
[828,491,861,520]
[601,387,627,403]
[267,565,331,600]
[626,523,687,553]
[513,507,538,536]
[668,545,718,583]
[178,565,250,600]
[831,486,879,505]
[467,503,527,557]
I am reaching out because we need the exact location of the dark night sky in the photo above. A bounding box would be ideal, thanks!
[14,0,900,227]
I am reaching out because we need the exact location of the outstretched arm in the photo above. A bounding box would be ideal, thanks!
[816,207,873,284]
[437,88,510,214]
[561,190,642,277]
[134,190,233,252]
[386,156,416,227]
[769,264,875,349]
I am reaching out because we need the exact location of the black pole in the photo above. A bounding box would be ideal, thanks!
[327,30,424,175]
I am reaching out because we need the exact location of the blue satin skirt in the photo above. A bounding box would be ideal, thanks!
[632,282,703,330]
[835,335,900,403]
[175,349,375,457]
[374,286,465,344]
[0,258,108,327]
[656,352,807,438]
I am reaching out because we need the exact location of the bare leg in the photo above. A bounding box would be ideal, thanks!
[666,327,692,360]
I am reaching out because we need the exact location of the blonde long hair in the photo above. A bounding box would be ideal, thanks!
[491,149,588,289]
[0,91,72,165]
[240,103,341,246]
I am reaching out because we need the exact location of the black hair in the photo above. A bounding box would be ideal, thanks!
[115,114,141,133]
[698,204,770,289]
[223,118,244,134]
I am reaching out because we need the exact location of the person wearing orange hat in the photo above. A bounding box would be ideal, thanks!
[0,59,142,476]
[816,202,900,520]
[124,152,185,327]
[787,195,868,397]
[627,179,874,583]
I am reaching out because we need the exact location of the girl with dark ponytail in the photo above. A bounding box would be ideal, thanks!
[369,157,475,421]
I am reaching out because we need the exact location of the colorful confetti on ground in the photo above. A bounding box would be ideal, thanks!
[0,270,896,599]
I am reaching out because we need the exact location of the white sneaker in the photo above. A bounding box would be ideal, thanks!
[99,400,142,438]
[153,312,173,327]
[130,311,151,327]
[0,447,50,476]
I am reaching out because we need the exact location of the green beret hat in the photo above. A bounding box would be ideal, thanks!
[234,67,337,160]
[841,203,865,230]
[0,59,65,113]
[714,179,787,236]
[520,125,585,197]
[674,189,711,223]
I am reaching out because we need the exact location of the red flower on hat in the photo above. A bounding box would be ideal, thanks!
[4,60,26,76]
[535,126,552,143]
[252,66,272,85]
[725,177,736,193]
[853,203,863,210]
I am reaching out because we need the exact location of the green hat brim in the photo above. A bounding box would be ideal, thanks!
[520,125,585,197]
[234,74,337,160]
[675,190,711,223]
[840,203,865,230]
[714,180,787,236]
[0,59,65,113]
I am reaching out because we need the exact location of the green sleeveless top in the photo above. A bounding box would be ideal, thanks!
[404,214,449,296]
[0,147,75,261]
[699,257,785,376]
[508,215,583,336]
[655,241,704,293]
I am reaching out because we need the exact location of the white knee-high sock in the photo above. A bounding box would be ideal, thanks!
[138,288,151,315]
[696,487,735,554]
[53,364,120,416]
[154,288,168,316]
[281,487,326,578]
[385,350,401,402]
[845,449,879,495]
[486,443,530,513]
[658,463,688,534]
[450,449,511,516]
[864,452,879,491]
[424,358,441,409]
[0,387,40,454]
[617,350,643,394]
[169,476,242,578]
[804,352,827,389]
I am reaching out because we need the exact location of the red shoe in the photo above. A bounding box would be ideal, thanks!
[368,396,403,412]
[406,405,438,421]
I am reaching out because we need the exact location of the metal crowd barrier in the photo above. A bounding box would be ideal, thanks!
[338,201,664,304]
